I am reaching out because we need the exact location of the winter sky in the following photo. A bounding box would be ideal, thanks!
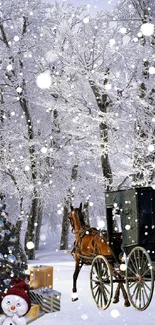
[48,0,119,11]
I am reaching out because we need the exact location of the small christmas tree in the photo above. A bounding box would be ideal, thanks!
[0,194,28,308]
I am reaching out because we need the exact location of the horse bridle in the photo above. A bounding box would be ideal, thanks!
[69,214,75,233]
[69,208,84,234]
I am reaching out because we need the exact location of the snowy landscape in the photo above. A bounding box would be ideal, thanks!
[0,0,155,324]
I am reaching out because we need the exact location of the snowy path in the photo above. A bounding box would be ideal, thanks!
[28,243,155,325]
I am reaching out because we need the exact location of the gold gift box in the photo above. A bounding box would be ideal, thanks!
[30,265,53,289]
[26,304,40,320]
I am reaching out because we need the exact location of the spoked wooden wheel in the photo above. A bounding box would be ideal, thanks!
[90,255,113,310]
[126,246,154,311]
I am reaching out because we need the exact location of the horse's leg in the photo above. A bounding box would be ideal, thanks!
[112,268,121,304]
[72,258,83,301]
[120,283,130,307]
[113,283,120,303]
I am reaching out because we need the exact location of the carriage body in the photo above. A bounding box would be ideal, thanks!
[105,187,155,261]
[71,189,155,311]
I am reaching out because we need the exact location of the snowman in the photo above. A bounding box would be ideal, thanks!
[0,278,31,325]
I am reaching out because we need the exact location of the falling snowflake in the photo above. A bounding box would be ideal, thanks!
[125,225,131,230]
[46,51,59,63]
[81,314,88,320]
[40,234,46,241]
[24,166,30,171]
[109,39,116,46]
[41,147,48,154]
[133,37,138,42]
[148,144,154,152]
[83,17,89,24]
[105,83,112,90]
[16,86,22,93]
[149,67,155,75]
[36,72,52,89]
[120,264,127,271]
[89,202,93,206]
[26,241,35,249]
[120,27,127,34]
[98,220,105,228]
[14,36,20,42]
[140,23,154,36]
[137,31,142,38]
[110,309,120,318]
[6,64,13,71]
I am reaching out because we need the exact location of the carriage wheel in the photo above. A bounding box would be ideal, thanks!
[90,255,113,310]
[126,246,154,311]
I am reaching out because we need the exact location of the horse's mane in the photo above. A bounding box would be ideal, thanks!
[74,207,86,228]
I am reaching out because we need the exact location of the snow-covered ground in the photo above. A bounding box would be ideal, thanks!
[28,236,155,325]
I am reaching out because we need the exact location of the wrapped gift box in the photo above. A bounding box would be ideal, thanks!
[30,288,61,313]
[30,265,53,289]
[26,310,44,324]
[26,304,40,320]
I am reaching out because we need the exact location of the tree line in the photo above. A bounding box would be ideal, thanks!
[0,0,154,258]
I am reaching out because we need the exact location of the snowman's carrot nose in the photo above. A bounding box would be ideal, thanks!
[11,305,15,310]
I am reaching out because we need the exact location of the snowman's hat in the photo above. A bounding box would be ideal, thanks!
[2,278,31,313]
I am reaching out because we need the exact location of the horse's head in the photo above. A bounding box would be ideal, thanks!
[69,203,86,232]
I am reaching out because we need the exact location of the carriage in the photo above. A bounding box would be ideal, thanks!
[90,186,155,311]
[70,186,155,311]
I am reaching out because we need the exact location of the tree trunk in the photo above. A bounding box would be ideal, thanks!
[90,73,113,190]
[0,88,4,164]
[60,198,70,250]
[14,218,27,266]
[35,198,43,250]
[19,96,38,259]
[60,165,78,250]
[83,200,90,226]
[25,190,38,259]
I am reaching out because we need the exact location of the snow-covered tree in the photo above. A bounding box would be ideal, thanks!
[0,0,57,258]
[107,0,155,186]
[0,0,154,255]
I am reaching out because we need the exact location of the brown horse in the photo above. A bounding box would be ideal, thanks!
[69,203,130,307]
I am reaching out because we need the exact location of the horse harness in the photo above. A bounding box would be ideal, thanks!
[71,227,108,264]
